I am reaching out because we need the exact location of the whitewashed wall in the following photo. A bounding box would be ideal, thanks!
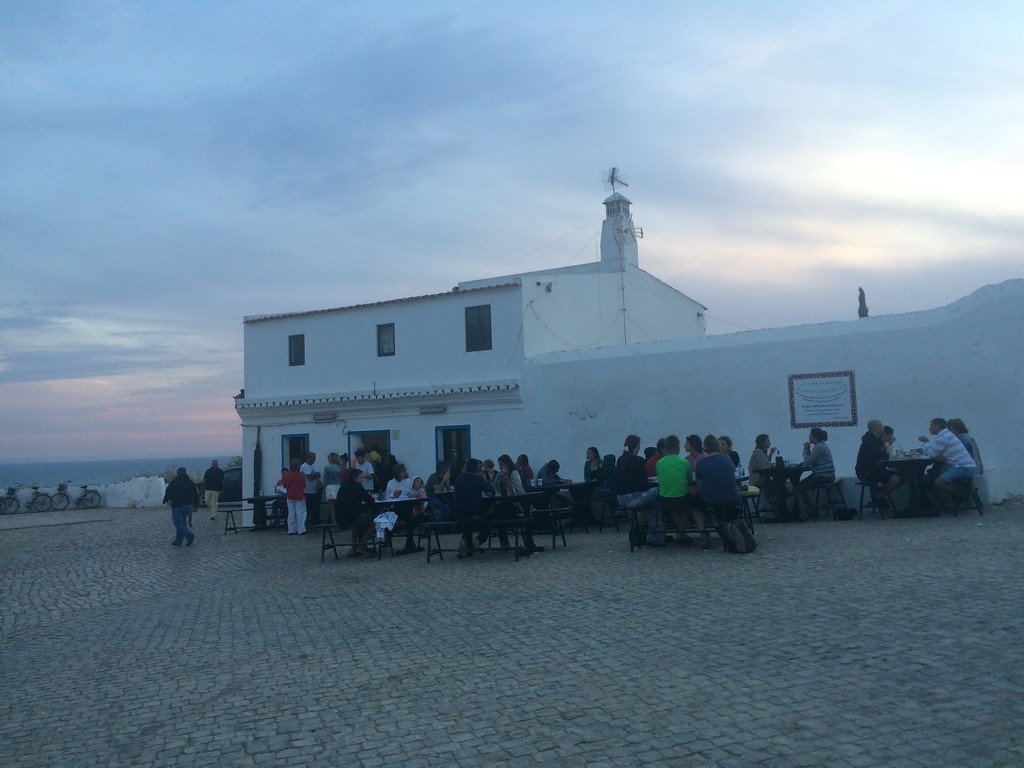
[525,279,1023,503]
[242,284,524,399]
[518,267,705,356]
[620,267,706,342]
[240,279,1023,505]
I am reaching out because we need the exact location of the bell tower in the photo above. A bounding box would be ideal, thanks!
[599,167,640,267]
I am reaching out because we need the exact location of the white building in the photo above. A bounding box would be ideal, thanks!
[236,188,1023,512]
[236,190,706,497]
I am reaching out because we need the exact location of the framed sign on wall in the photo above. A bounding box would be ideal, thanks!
[788,370,857,429]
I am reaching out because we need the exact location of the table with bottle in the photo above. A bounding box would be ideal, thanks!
[751,459,807,520]
[883,450,934,517]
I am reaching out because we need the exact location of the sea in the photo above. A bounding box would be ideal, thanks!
[0,456,239,490]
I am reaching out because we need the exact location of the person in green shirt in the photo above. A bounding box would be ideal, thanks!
[656,434,700,547]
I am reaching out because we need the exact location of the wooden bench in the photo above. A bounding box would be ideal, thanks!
[313,523,342,562]
[628,503,740,553]
[423,518,537,562]
[222,504,240,535]
[421,522,458,562]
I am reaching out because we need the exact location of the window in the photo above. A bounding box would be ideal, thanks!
[377,323,395,357]
[436,426,470,471]
[288,334,305,366]
[465,305,492,352]
[282,434,308,469]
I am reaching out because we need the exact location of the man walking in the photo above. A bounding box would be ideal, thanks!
[163,467,199,547]
[203,459,225,521]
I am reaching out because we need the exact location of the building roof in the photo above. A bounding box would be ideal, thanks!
[603,192,631,204]
[236,380,521,409]
[244,282,519,324]
[458,261,707,309]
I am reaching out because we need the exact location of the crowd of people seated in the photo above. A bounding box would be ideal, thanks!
[287,416,982,557]
[612,432,742,549]
[295,448,557,558]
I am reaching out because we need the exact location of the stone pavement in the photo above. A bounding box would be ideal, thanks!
[1,501,1022,768]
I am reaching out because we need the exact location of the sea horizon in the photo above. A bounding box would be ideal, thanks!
[0,455,242,489]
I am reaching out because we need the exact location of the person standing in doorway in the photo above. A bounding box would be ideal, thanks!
[203,459,225,522]
[301,452,322,527]
[354,449,375,494]
[163,467,199,547]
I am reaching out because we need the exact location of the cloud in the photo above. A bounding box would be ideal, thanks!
[1,0,1022,460]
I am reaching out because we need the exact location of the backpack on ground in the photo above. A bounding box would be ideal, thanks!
[720,520,757,554]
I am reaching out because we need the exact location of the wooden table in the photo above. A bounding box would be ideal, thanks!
[753,464,807,520]
[885,456,935,517]
[424,490,555,561]
[373,496,430,555]
[246,495,286,530]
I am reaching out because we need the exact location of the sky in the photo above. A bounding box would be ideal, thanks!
[2,0,1022,462]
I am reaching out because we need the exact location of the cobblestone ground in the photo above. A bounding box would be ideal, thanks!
[1,501,1022,767]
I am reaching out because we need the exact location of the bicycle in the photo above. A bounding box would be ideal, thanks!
[28,486,53,512]
[76,484,102,509]
[51,483,102,510]
[1,487,20,514]
[51,483,72,510]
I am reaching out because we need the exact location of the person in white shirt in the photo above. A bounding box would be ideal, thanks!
[385,463,415,499]
[353,449,375,494]
[918,417,978,507]
[300,452,322,526]
[883,425,901,459]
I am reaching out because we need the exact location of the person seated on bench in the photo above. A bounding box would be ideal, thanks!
[336,467,376,557]
[454,458,495,559]
[794,427,835,522]
[856,419,902,505]
[748,434,782,518]
[494,454,543,555]
[616,434,661,543]
[424,461,454,524]
[947,418,983,471]
[537,459,573,511]
[694,434,741,549]
[599,454,618,493]
[656,434,697,547]
[918,417,978,510]
[475,456,511,551]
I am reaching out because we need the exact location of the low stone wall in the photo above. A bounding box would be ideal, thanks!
[12,477,167,510]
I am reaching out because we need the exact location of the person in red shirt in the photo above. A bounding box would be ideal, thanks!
[281,458,308,535]
[516,454,534,485]
[645,438,666,477]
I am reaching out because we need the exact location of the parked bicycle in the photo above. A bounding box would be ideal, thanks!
[28,486,52,512]
[0,485,52,513]
[1,486,20,514]
[52,483,102,509]
[51,483,72,510]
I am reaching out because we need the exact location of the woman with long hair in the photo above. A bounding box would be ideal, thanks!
[616,434,662,544]
[583,446,602,482]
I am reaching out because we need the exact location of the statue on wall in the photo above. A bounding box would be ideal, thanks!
[858,287,869,318]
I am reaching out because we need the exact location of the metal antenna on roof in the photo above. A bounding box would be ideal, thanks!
[604,166,629,193]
